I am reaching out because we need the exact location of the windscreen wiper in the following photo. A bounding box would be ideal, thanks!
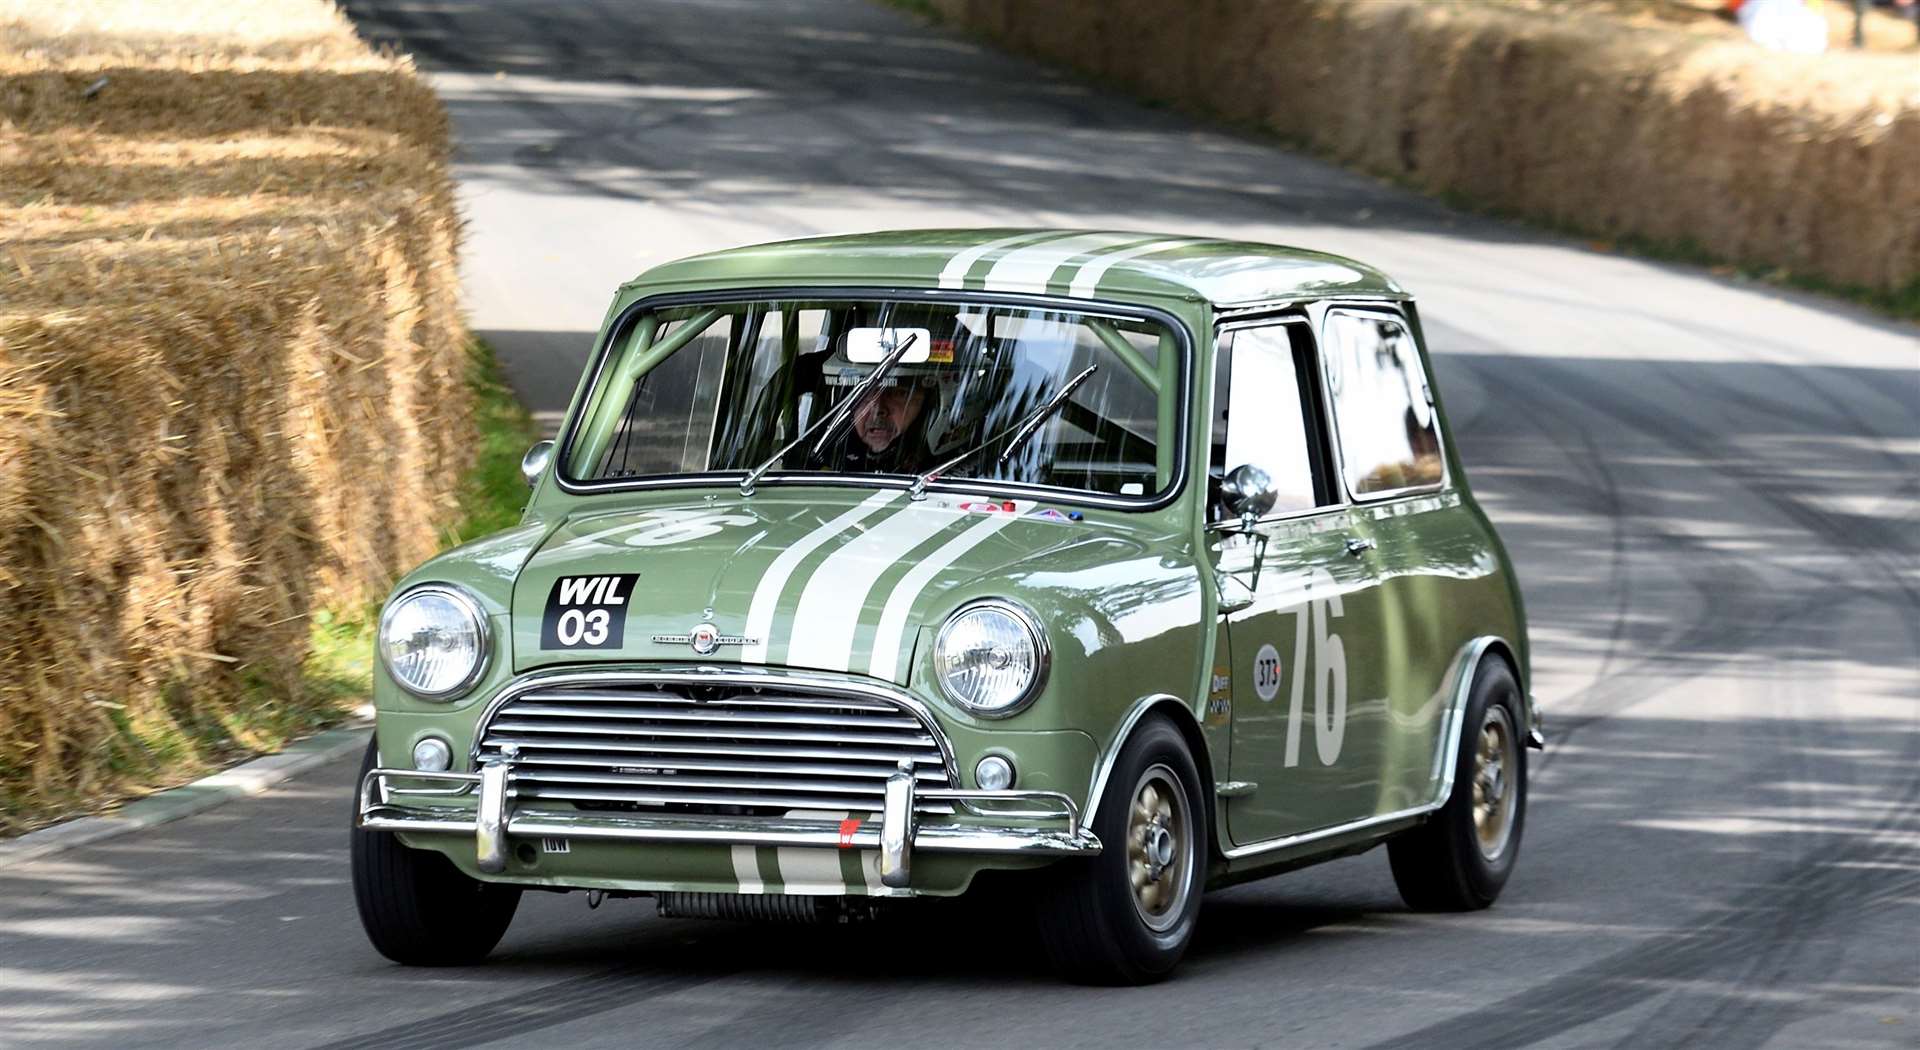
[908,364,1097,500]
[739,331,920,496]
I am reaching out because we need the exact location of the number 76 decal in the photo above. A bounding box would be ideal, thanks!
[1269,567,1347,767]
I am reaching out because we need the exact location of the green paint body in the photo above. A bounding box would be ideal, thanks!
[373,230,1529,896]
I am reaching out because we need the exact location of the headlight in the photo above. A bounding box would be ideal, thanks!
[933,600,1048,717]
[379,584,489,699]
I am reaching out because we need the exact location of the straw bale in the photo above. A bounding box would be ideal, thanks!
[932,0,1920,295]
[0,1,470,829]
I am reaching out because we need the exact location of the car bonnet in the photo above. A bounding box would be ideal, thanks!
[510,488,1111,683]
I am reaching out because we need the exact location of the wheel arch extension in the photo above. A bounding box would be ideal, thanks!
[1082,694,1218,857]
[1454,635,1542,750]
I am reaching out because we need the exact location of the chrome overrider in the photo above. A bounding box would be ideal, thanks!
[356,666,1101,891]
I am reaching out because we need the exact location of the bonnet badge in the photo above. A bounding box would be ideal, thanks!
[653,622,755,655]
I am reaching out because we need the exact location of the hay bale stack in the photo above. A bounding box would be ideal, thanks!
[931,0,1920,298]
[0,0,471,827]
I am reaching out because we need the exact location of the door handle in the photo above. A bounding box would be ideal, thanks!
[1344,537,1375,557]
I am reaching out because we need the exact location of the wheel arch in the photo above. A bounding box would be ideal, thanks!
[1464,635,1537,745]
[1083,694,1218,857]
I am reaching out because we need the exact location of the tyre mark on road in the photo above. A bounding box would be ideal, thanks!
[305,960,736,1050]
[1364,720,1920,1050]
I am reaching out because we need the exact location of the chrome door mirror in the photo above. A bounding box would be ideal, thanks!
[1220,463,1277,531]
[520,440,555,489]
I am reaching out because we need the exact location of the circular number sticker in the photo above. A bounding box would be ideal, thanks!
[1253,643,1282,702]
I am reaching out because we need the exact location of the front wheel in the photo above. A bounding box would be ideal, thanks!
[1035,715,1206,984]
[1387,658,1527,911]
[351,740,522,965]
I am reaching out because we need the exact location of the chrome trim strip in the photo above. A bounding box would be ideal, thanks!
[1218,635,1504,861]
[1081,693,1189,823]
[1219,801,1435,861]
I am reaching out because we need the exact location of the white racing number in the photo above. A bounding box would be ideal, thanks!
[618,511,755,548]
[555,608,610,647]
[1278,567,1348,767]
[541,573,638,650]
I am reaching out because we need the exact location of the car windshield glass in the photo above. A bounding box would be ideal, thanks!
[562,297,1179,499]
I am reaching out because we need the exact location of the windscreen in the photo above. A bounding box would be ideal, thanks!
[562,298,1180,499]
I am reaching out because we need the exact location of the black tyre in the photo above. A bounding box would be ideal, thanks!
[1388,658,1527,911]
[351,740,522,965]
[1035,715,1205,984]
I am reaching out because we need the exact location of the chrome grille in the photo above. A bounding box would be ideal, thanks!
[474,683,953,816]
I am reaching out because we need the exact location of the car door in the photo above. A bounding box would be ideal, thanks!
[1315,305,1482,814]
[1208,318,1393,847]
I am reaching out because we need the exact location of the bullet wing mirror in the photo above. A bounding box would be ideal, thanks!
[1220,463,1277,532]
[521,440,555,489]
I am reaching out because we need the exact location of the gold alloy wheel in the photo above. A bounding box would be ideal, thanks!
[1126,763,1193,932]
[1472,705,1519,860]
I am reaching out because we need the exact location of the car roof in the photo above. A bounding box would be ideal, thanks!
[625,229,1407,308]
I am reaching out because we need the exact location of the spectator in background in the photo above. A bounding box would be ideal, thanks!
[1725,0,1831,52]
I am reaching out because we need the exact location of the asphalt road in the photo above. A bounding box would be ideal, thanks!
[5,2,1917,1047]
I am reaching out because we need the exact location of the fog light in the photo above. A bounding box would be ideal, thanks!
[975,754,1015,791]
[412,737,452,772]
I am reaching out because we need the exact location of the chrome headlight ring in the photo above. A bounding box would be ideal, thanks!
[377,583,492,701]
[932,598,1051,719]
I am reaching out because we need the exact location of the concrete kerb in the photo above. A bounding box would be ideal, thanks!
[0,715,373,872]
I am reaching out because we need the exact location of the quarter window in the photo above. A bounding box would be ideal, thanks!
[1210,322,1332,519]
[1322,310,1442,498]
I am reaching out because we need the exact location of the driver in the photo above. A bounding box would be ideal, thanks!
[821,379,933,475]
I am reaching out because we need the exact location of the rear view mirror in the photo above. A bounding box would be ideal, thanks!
[846,327,930,364]
[521,440,555,488]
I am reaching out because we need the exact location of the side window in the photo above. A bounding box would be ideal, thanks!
[594,315,733,478]
[1322,310,1442,498]
[1210,322,1332,520]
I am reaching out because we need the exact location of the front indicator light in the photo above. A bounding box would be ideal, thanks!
[975,755,1015,791]
[412,737,453,772]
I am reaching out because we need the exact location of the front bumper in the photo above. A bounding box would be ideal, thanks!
[358,758,1101,892]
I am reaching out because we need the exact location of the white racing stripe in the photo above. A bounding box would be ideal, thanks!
[982,232,1146,295]
[742,491,899,664]
[937,231,1068,289]
[785,502,965,671]
[777,809,848,894]
[731,845,765,893]
[867,504,1026,681]
[1067,237,1206,299]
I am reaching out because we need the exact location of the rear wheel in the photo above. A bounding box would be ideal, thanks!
[1035,715,1205,984]
[1388,659,1527,911]
[351,740,521,965]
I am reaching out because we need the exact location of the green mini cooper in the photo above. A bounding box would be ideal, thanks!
[352,229,1540,983]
